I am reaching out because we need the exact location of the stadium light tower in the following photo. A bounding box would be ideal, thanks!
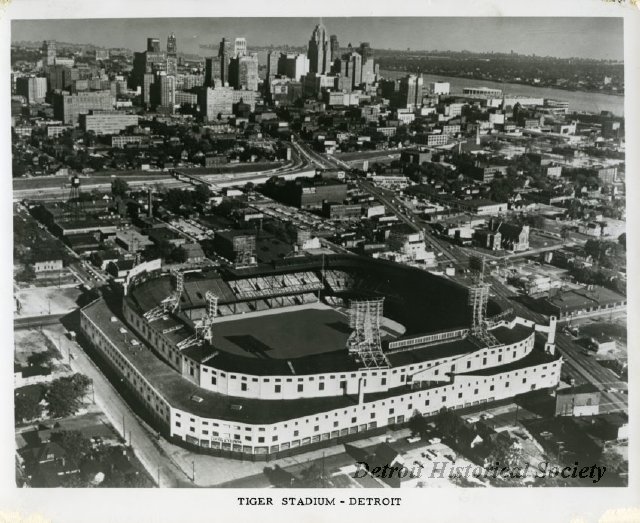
[347,298,390,369]
[467,256,500,348]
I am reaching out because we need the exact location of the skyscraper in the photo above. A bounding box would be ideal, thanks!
[229,54,259,91]
[266,50,280,83]
[234,37,247,57]
[147,38,161,53]
[399,74,424,108]
[167,33,177,55]
[16,76,47,104]
[278,53,310,81]
[218,37,233,86]
[42,40,56,66]
[152,73,176,112]
[330,35,340,63]
[307,22,331,75]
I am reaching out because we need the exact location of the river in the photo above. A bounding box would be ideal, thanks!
[381,70,625,117]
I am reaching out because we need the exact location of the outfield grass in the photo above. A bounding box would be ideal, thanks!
[211,308,351,359]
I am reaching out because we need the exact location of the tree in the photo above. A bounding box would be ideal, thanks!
[169,246,188,264]
[15,390,43,423]
[111,177,129,198]
[408,410,429,438]
[618,233,626,250]
[194,184,211,205]
[27,351,53,370]
[46,373,91,418]
[50,430,92,470]
[16,264,36,282]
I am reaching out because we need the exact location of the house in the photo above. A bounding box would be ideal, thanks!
[19,441,80,487]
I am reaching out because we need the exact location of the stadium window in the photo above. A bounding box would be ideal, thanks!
[175,422,181,427]
[351,417,356,423]
[505,382,510,388]
[333,421,339,427]
[189,368,194,376]
[202,430,208,435]
[381,378,387,386]
[211,376,217,385]
[523,378,527,383]
[474,389,478,395]
[294,430,299,437]
[319,382,325,391]
[234,435,240,440]
[241,383,247,392]
[467,361,471,369]
[389,408,394,414]
[275,385,281,393]
[498,355,502,362]
[425,399,430,406]
[231,375,237,379]
[458,393,462,399]
[258,437,264,443]
[490,385,494,391]
[441,396,446,402]
[400,374,406,382]
[272,436,278,442]
[245,436,251,442]
[370,412,375,419]
[340,380,346,389]
[482,358,487,365]
[314,426,319,432]
[297,384,303,392]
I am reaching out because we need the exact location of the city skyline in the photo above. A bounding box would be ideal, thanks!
[12,17,624,61]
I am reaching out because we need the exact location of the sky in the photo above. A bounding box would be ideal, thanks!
[11,17,624,60]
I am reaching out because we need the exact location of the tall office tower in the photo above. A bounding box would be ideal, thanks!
[152,73,176,112]
[42,40,57,66]
[335,52,362,91]
[218,37,233,85]
[277,53,310,81]
[234,37,247,57]
[399,74,424,108]
[147,38,161,53]
[358,42,372,61]
[47,65,79,91]
[358,42,376,86]
[330,34,339,63]
[205,57,222,87]
[307,22,331,74]
[230,53,259,91]
[167,33,177,55]
[16,76,47,104]
[266,50,280,82]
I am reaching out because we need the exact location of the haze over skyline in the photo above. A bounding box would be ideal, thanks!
[12,17,623,61]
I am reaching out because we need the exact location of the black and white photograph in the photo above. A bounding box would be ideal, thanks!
[2,1,639,522]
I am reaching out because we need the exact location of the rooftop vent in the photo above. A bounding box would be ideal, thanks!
[110,316,117,322]
[190,395,204,403]
[230,404,243,411]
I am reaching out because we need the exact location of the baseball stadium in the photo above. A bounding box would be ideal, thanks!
[80,254,562,459]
